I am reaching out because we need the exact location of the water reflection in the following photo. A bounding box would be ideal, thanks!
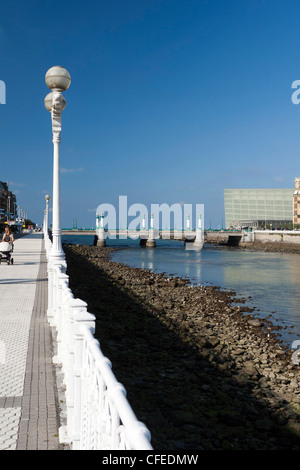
[140,248,154,271]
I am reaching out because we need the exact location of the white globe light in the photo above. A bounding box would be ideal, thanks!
[45,66,71,91]
[44,92,53,112]
[44,92,66,112]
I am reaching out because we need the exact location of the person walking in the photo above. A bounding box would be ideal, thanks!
[2,226,14,245]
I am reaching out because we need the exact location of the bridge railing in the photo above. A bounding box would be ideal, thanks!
[43,228,153,450]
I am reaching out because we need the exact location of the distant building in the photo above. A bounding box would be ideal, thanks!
[224,188,293,229]
[293,178,300,226]
[0,181,17,222]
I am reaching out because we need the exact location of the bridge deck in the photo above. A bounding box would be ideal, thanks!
[0,234,61,450]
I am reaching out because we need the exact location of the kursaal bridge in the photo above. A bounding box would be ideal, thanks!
[63,213,205,249]
[61,214,250,248]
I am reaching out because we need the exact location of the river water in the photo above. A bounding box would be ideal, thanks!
[62,235,300,345]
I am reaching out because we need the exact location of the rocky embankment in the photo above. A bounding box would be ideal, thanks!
[239,241,300,254]
[207,238,300,254]
[63,244,300,450]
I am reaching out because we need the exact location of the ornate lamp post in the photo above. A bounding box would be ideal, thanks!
[45,194,51,233]
[44,194,51,254]
[7,195,10,223]
[44,66,71,266]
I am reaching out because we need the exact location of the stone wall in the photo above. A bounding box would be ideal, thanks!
[254,231,300,245]
[205,230,300,250]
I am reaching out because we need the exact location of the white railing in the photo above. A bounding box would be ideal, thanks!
[43,228,153,450]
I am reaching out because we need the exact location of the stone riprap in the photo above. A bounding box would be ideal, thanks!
[63,244,300,450]
[239,241,300,254]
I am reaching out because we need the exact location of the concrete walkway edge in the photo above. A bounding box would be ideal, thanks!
[16,242,62,450]
[0,234,62,450]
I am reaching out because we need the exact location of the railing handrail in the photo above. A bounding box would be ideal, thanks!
[81,325,152,450]
[42,223,153,450]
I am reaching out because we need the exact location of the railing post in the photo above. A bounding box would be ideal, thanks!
[68,300,95,449]
[51,262,61,327]
[54,271,69,364]
[47,260,55,325]
[59,286,75,445]
[62,287,74,375]
[73,314,96,450]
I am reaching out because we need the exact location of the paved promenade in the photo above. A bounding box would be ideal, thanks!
[0,233,61,450]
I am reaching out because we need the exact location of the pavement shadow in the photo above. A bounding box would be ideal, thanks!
[64,245,300,451]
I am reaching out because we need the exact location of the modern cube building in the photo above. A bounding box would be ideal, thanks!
[293,178,300,225]
[224,188,294,229]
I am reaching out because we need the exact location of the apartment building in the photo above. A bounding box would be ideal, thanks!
[0,181,17,221]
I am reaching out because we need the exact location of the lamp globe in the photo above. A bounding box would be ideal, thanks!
[45,66,71,91]
[44,92,66,112]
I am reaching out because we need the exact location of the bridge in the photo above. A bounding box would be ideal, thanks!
[62,213,205,249]
[61,227,245,248]
[62,229,197,239]
[62,228,243,239]
[62,228,203,243]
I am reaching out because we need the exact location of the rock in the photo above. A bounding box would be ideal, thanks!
[207,337,220,348]
[247,319,262,327]
[221,439,233,450]
[243,361,259,377]
[219,409,244,426]
[255,418,274,431]
[285,420,300,438]
[289,380,298,389]
[275,349,286,356]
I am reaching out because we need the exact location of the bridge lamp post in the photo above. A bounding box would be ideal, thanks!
[44,66,71,267]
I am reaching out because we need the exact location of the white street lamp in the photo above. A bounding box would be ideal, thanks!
[44,194,51,233]
[44,66,71,266]
[7,195,10,223]
[44,194,51,255]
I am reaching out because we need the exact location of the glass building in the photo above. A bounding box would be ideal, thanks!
[224,188,293,229]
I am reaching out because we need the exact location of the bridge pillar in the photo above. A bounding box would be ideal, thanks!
[146,213,156,247]
[193,214,204,249]
[97,212,106,247]
[146,238,156,247]
[97,237,106,247]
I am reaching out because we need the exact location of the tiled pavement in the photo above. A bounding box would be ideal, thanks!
[0,234,62,450]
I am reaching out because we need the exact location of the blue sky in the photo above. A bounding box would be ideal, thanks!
[1,0,300,229]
